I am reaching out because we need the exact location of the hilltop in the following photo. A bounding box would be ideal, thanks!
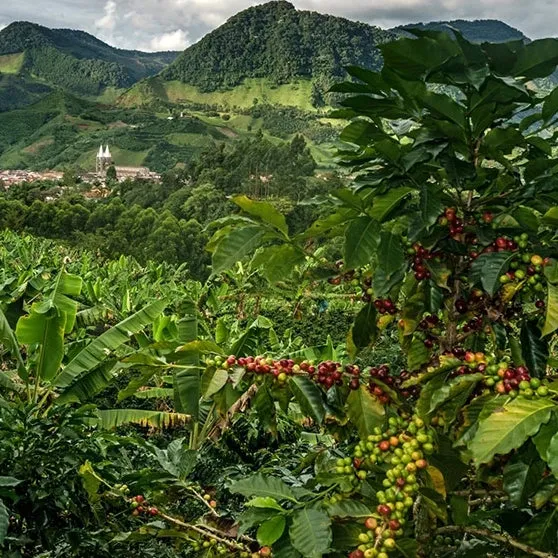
[120,1,395,108]
[396,18,527,43]
[0,21,178,106]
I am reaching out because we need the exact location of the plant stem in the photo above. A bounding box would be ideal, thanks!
[436,525,557,558]
[159,512,251,551]
[199,523,255,545]
[197,402,217,448]
[184,484,219,517]
[189,421,199,450]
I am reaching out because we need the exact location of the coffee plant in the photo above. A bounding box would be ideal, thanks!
[203,30,558,557]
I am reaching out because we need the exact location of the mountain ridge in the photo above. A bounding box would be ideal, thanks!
[394,18,527,43]
[0,4,536,112]
[0,21,179,101]
[122,2,535,110]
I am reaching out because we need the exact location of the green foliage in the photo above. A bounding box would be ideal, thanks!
[4,22,558,558]
[0,21,178,98]
[206,29,558,558]
[161,1,393,103]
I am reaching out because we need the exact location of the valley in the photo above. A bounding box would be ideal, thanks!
[0,2,532,177]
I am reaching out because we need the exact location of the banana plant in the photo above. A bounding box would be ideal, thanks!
[0,268,188,428]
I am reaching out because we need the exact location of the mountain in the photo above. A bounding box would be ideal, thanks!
[0,21,179,105]
[120,3,535,111]
[395,19,528,43]
[120,1,396,109]
[0,3,544,174]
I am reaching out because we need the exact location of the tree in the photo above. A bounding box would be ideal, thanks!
[106,164,117,182]
[181,183,233,223]
[61,167,79,187]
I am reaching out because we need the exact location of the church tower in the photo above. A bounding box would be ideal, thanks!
[96,144,113,174]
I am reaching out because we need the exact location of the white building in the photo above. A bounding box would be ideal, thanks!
[95,145,113,174]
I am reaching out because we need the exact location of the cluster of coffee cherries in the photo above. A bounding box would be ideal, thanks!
[210,356,425,403]
[455,289,488,332]
[461,315,484,333]
[483,361,549,398]
[373,298,398,315]
[129,494,158,517]
[202,491,218,509]
[216,355,301,384]
[346,416,435,558]
[432,534,460,552]
[113,483,130,495]
[499,251,547,301]
[418,314,440,331]
[213,354,363,391]
[479,235,520,255]
[188,538,254,557]
[326,263,375,304]
[447,350,487,380]
[327,262,357,287]
[438,207,465,238]
[367,366,420,403]
[407,244,436,281]
[313,360,361,390]
[415,314,442,348]
[443,351,551,399]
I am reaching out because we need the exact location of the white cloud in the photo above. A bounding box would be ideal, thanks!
[95,0,117,32]
[149,28,190,51]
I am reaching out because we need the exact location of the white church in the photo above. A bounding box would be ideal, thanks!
[92,144,160,182]
[95,145,113,174]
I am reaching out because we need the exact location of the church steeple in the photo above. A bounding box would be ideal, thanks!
[96,144,113,175]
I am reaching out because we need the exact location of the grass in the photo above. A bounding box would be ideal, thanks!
[92,87,128,105]
[0,52,25,74]
[108,147,148,167]
[22,137,54,154]
[120,78,317,111]
[168,133,212,147]
[0,79,336,172]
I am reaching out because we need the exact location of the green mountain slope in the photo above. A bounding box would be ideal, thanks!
[395,19,527,43]
[0,90,260,171]
[121,1,395,109]
[0,21,179,106]
[0,86,340,172]
[120,3,535,111]
[0,4,544,174]
[0,74,52,111]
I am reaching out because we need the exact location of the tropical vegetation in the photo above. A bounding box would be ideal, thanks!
[2,19,558,558]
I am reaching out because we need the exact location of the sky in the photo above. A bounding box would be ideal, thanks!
[0,0,556,52]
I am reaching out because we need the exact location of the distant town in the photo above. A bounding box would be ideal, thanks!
[0,144,161,189]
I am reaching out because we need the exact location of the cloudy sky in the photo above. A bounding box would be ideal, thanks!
[0,0,556,52]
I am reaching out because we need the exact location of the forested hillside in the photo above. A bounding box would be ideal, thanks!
[0,21,178,101]
[124,2,536,111]
[158,1,394,106]
[0,132,331,274]
[2,19,558,558]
